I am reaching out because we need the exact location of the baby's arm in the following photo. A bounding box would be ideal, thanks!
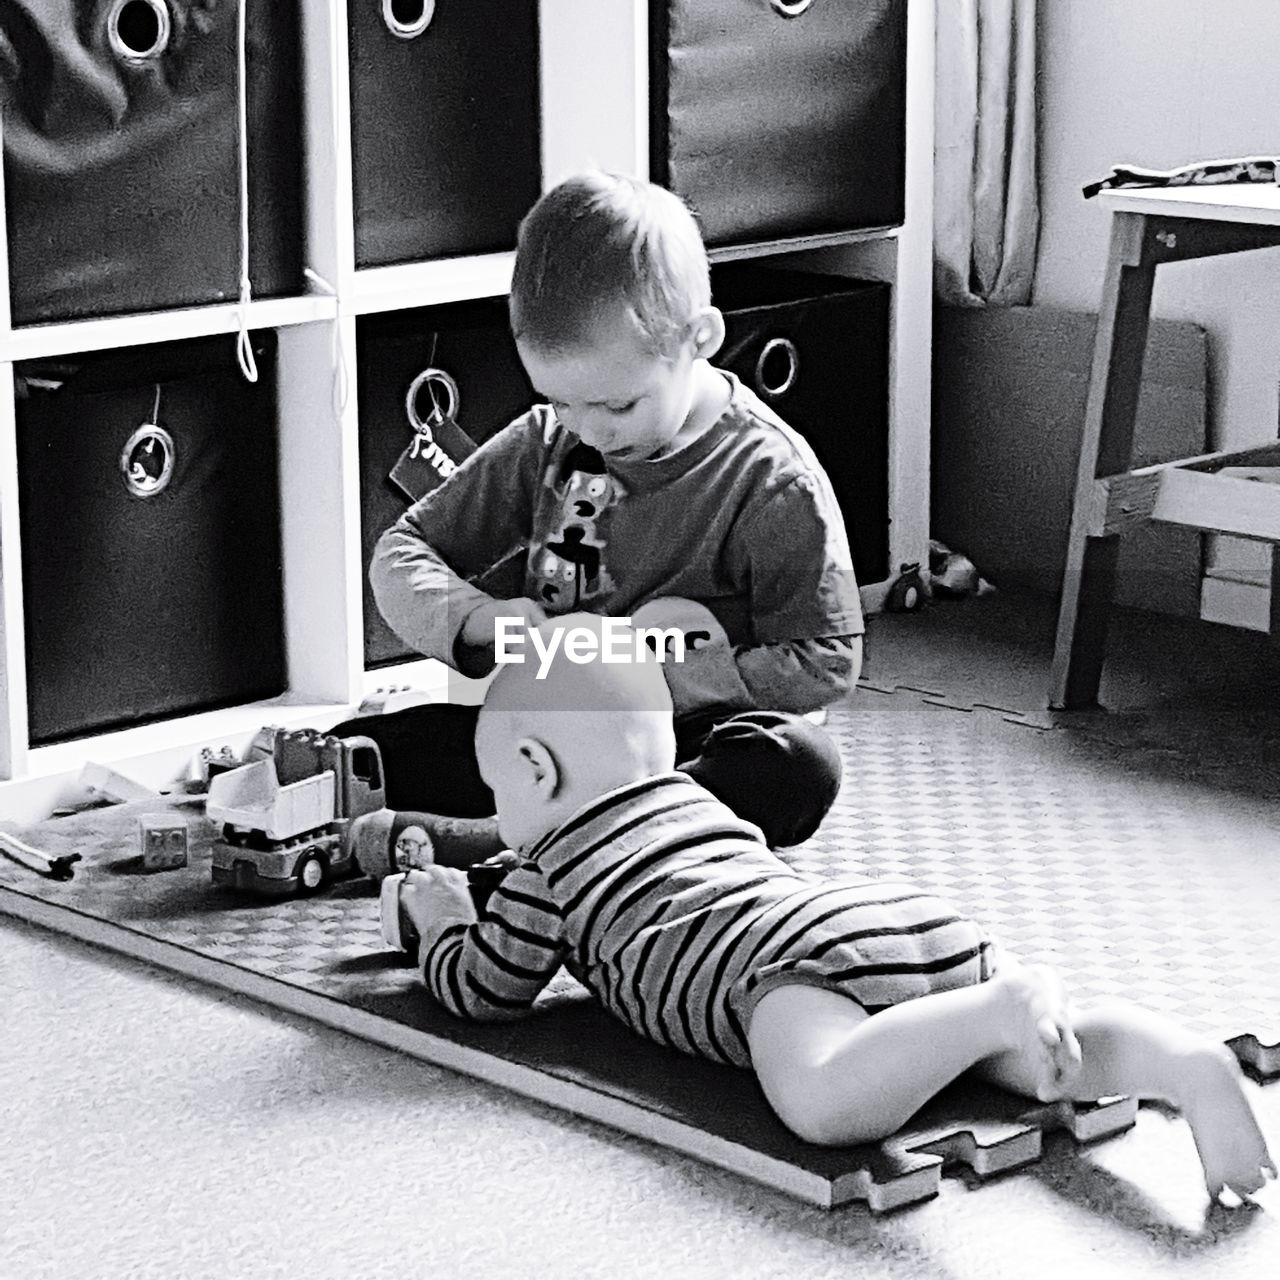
[407,864,568,1022]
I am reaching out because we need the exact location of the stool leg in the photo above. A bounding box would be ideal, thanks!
[1050,213,1157,709]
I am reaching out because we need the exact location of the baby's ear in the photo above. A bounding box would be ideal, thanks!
[690,306,725,360]
[516,736,561,798]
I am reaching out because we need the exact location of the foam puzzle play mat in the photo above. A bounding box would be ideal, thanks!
[3,617,1279,1213]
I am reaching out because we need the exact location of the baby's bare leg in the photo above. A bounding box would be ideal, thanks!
[979,978,1275,1201]
[748,973,1066,1146]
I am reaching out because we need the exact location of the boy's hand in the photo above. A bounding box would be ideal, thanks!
[399,865,478,940]
[460,597,549,650]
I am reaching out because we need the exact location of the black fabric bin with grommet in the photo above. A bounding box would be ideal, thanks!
[712,264,891,586]
[1,0,305,326]
[15,333,286,745]
[356,297,534,666]
[650,0,908,248]
[348,0,542,268]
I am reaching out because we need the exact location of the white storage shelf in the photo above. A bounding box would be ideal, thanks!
[0,0,934,823]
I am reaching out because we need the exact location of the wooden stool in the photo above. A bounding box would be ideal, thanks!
[1051,186,1280,709]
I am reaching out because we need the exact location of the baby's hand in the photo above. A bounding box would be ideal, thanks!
[399,865,477,937]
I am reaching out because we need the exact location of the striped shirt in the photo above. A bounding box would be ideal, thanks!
[420,774,992,1068]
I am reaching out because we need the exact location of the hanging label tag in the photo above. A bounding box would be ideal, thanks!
[389,415,478,503]
[387,366,478,503]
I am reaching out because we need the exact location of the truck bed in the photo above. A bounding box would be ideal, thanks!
[206,760,337,842]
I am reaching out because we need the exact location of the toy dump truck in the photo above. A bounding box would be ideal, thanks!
[207,728,385,895]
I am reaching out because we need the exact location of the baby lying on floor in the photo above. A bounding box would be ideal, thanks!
[385,614,1274,1203]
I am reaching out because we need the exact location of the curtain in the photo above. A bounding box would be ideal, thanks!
[934,0,1039,306]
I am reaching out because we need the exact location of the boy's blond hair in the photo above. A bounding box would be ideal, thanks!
[509,171,710,357]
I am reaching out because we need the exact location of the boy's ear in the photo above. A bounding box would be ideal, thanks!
[689,306,725,360]
[516,736,561,799]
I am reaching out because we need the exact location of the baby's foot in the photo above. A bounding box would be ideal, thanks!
[1178,1045,1276,1202]
[988,960,1082,1100]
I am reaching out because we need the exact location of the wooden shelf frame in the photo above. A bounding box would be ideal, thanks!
[0,0,935,821]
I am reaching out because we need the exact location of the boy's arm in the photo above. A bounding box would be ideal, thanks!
[370,410,551,671]
[728,471,865,712]
[414,865,568,1022]
[632,597,859,716]
[734,634,862,713]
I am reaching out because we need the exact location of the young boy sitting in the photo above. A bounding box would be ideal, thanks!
[384,616,1275,1204]
[333,170,860,855]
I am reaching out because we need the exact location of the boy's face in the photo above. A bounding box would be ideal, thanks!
[517,312,698,461]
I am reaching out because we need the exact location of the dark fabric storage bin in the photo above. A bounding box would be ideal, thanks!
[16,334,286,745]
[2,0,305,326]
[348,0,541,268]
[357,298,534,666]
[713,264,891,586]
[650,0,908,248]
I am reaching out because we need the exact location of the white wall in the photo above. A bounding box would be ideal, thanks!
[1034,0,1280,604]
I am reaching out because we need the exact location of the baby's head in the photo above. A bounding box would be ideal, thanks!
[509,171,725,460]
[475,614,677,852]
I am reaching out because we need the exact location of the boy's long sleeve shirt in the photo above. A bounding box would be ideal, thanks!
[370,374,863,714]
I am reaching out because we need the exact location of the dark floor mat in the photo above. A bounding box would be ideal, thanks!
[3,600,1279,1210]
[0,779,1142,1213]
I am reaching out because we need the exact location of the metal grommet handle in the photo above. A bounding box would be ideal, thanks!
[107,0,171,62]
[406,367,460,437]
[754,337,799,400]
[121,423,176,497]
[383,0,436,39]
[769,0,815,18]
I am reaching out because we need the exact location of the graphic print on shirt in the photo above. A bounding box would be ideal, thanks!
[529,442,625,611]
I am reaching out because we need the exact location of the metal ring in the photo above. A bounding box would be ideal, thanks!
[382,0,436,39]
[754,337,799,399]
[406,367,460,438]
[769,0,815,18]
[107,0,171,62]
[120,423,176,498]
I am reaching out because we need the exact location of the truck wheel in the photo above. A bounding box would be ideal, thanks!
[296,851,326,894]
[886,565,926,613]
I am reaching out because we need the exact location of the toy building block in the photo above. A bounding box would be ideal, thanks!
[200,745,242,782]
[139,814,189,871]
